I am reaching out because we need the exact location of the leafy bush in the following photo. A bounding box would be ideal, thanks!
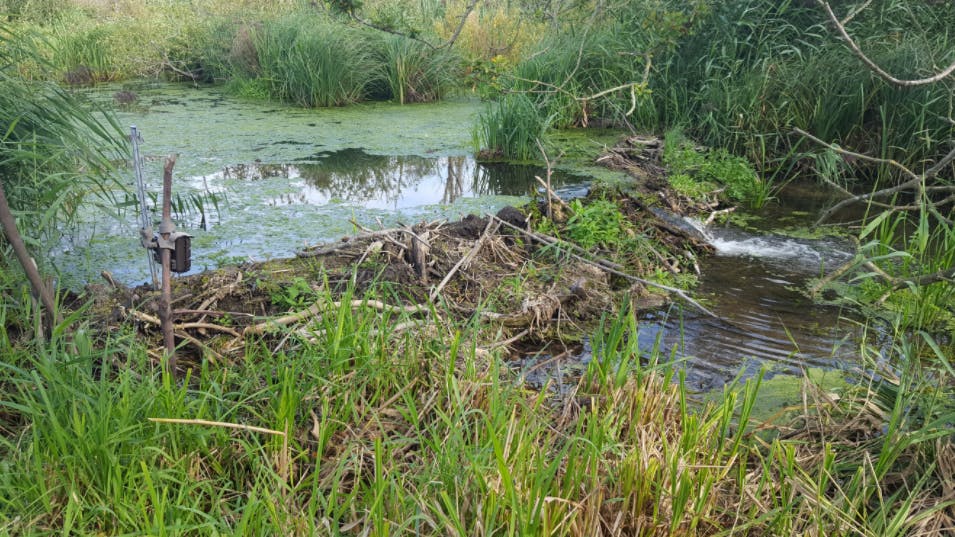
[663,129,764,207]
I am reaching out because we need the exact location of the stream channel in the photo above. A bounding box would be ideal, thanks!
[61,83,866,387]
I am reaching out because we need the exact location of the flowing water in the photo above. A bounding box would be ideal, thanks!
[521,183,870,391]
[636,227,859,390]
[61,83,869,387]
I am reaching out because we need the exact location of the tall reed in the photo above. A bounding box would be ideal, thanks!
[254,16,378,107]
[0,24,125,241]
[376,35,458,104]
[475,92,549,160]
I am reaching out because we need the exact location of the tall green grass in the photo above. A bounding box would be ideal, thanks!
[644,0,955,178]
[0,24,125,240]
[377,35,458,104]
[475,92,549,160]
[253,16,378,107]
[1,273,952,535]
[509,28,647,129]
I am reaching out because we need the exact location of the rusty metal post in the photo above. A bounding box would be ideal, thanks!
[159,155,178,372]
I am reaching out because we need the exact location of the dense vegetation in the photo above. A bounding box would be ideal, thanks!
[1,0,954,534]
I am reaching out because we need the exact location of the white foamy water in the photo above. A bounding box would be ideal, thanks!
[684,217,854,271]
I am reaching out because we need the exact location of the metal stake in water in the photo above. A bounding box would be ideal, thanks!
[131,125,159,288]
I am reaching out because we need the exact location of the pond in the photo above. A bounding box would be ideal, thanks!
[54,83,591,286]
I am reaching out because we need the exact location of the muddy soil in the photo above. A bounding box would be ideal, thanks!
[83,136,722,370]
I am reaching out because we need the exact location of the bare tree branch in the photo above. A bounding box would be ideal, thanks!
[816,0,955,87]
[924,145,955,180]
[441,0,479,49]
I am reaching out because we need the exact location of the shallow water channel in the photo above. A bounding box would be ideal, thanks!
[61,83,866,386]
[522,183,869,390]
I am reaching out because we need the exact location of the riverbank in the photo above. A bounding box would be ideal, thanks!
[5,130,955,536]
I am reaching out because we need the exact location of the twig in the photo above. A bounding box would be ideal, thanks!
[299,226,409,257]
[127,309,240,339]
[490,215,717,317]
[149,418,285,437]
[704,207,736,226]
[245,299,430,335]
[430,218,500,301]
[808,255,863,297]
[174,330,225,364]
[794,128,918,180]
[816,0,955,87]
[175,322,241,338]
[173,309,254,318]
[794,128,931,225]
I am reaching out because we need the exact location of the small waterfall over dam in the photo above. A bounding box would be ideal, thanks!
[635,209,862,390]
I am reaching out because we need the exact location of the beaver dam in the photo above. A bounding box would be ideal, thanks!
[84,134,863,390]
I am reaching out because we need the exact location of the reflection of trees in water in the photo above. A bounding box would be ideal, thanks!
[297,149,439,205]
[471,162,549,197]
[443,157,465,203]
[222,162,294,181]
[219,150,576,206]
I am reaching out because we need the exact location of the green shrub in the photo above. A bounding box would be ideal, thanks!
[566,199,625,249]
[664,129,764,206]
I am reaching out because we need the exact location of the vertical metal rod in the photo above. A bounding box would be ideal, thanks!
[130,126,159,288]
[160,155,178,373]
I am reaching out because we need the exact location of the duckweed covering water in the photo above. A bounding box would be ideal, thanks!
[54,83,596,286]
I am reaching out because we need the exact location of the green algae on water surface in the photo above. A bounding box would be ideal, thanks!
[55,84,595,288]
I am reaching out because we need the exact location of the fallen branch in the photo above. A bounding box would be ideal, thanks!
[244,299,430,336]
